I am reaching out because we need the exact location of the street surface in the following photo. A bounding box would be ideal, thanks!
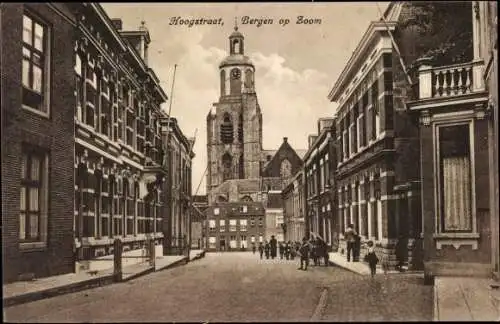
[4,252,433,322]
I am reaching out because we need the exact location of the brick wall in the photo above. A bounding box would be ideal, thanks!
[1,4,76,282]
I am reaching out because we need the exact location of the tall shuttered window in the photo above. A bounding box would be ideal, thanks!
[437,124,473,232]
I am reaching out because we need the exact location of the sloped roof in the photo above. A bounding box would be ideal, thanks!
[237,179,260,192]
[267,192,283,209]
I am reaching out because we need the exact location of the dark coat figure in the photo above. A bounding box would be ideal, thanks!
[298,238,311,271]
[285,242,291,260]
[264,242,270,259]
[252,243,256,254]
[395,236,407,271]
[364,241,379,277]
[344,224,357,262]
[270,236,278,259]
[315,238,329,267]
[310,237,318,266]
[279,243,285,259]
[258,242,264,259]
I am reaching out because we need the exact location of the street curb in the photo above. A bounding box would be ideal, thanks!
[3,274,115,308]
[122,266,155,282]
[155,256,189,272]
[328,260,366,276]
[433,278,439,321]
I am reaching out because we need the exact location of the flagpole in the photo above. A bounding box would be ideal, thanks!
[163,64,178,168]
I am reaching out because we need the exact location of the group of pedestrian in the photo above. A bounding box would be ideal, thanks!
[296,235,330,271]
[344,223,407,278]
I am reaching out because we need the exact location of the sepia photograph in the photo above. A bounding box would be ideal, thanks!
[1,1,499,322]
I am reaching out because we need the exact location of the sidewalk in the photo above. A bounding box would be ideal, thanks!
[3,251,206,308]
[328,252,422,276]
[434,277,500,321]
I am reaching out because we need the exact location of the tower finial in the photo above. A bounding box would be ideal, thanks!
[234,17,238,31]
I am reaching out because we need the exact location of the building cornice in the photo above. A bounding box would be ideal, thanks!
[328,21,397,102]
[303,127,332,163]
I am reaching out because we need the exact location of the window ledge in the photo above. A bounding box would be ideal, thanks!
[20,241,47,251]
[433,232,480,250]
[22,105,49,119]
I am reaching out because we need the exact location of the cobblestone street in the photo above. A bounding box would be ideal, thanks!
[4,252,433,322]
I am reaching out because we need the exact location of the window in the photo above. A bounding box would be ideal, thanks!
[259,235,263,243]
[324,154,330,187]
[250,217,255,226]
[240,219,247,231]
[371,80,379,139]
[214,208,220,215]
[22,13,49,114]
[75,53,83,121]
[229,219,237,232]
[209,219,216,232]
[230,235,237,248]
[280,159,292,178]
[319,158,325,192]
[20,148,48,245]
[251,235,255,242]
[437,123,474,232]
[219,219,226,232]
[240,235,247,247]
[239,205,248,213]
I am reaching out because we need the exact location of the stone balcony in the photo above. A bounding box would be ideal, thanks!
[407,58,489,111]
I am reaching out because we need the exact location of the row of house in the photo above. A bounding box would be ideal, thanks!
[283,1,498,280]
[1,3,194,283]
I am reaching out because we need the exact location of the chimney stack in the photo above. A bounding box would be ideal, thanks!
[283,137,288,143]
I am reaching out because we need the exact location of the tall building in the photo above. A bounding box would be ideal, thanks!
[1,3,77,283]
[406,1,497,279]
[206,26,305,209]
[1,3,194,282]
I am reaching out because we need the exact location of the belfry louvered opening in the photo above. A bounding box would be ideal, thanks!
[220,113,234,144]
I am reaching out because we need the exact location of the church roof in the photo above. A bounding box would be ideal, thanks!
[219,54,253,68]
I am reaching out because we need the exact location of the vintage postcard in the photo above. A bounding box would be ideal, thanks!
[2,2,499,322]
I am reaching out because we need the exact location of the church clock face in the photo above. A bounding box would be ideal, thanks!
[231,69,241,79]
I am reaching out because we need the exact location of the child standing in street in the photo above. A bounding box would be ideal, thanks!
[364,240,379,278]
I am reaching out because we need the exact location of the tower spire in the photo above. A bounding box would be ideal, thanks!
[234,17,238,31]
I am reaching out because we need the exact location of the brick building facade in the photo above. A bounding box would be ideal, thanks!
[72,6,172,271]
[303,118,337,249]
[407,1,496,278]
[205,202,265,251]
[1,3,77,282]
[162,117,194,255]
[1,3,194,282]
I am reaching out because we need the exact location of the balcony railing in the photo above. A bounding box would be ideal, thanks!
[417,59,485,100]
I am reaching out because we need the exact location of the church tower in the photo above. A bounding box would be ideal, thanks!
[206,24,263,195]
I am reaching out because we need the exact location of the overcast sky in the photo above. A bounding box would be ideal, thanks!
[101,2,389,195]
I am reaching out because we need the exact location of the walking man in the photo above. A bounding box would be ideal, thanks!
[258,242,264,259]
[297,237,311,271]
[344,224,357,262]
[270,235,278,259]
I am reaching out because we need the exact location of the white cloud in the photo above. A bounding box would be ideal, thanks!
[250,51,334,151]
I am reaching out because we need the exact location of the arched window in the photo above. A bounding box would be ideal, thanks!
[233,39,240,54]
[220,70,226,96]
[239,153,244,178]
[220,113,234,144]
[238,114,243,143]
[222,152,232,181]
[217,195,228,203]
[241,195,253,202]
[244,69,254,89]
[280,159,292,178]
